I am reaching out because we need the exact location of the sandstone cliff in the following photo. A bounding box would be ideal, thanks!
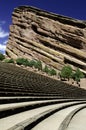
[6,6,86,73]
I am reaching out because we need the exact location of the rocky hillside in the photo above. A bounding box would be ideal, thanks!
[6,6,86,73]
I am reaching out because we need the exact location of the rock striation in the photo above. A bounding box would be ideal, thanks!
[6,6,86,73]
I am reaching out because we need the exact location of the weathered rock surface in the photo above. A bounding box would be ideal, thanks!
[6,6,86,73]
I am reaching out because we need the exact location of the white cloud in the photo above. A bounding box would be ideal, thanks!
[0,21,8,54]
[0,20,9,38]
[0,44,6,51]
[3,40,8,45]
[0,27,9,38]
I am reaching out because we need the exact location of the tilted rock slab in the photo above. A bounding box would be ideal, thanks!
[6,6,86,73]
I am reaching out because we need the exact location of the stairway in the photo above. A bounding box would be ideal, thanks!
[0,97,86,130]
[0,62,86,130]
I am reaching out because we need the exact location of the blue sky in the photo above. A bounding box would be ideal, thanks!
[0,0,86,54]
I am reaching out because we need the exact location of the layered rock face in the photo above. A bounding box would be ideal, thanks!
[6,6,86,73]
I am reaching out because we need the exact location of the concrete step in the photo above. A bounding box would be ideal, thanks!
[0,91,61,96]
[0,96,85,104]
[58,105,86,130]
[66,106,86,130]
[32,103,86,130]
[0,97,85,120]
[1,101,85,130]
[0,99,65,118]
[0,96,62,104]
[1,99,81,118]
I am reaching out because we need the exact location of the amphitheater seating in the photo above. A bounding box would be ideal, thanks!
[0,62,86,98]
[0,62,86,130]
[0,97,86,130]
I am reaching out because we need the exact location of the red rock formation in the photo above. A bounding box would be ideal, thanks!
[6,6,86,73]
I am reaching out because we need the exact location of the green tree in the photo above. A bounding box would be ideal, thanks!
[4,58,14,63]
[28,60,37,67]
[60,65,72,80]
[72,68,85,82]
[49,68,57,76]
[43,65,50,74]
[16,58,29,66]
[34,60,42,70]
[0,53,5,61]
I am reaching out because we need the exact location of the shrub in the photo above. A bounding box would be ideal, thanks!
[22,60,29,66]
[0,53,5,61]
[16,58,42,70]
[16,58,29,66]
[60,65,72,80]
[72,68,85,82]
[43,65,50,74]
[4,58,14,63]
[49,68,57,76]
[34,60,42,70]
[28,60,37,67]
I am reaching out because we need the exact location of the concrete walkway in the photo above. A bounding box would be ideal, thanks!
[0,102,77,130]
[32,104,86,130]
[66,108,86,130]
